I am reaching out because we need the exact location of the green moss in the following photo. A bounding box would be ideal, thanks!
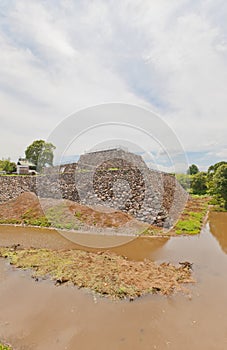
[75,211,82,219]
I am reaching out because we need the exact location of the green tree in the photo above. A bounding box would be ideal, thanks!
[25,140,56,171]
[212,164,227,209]
[207,161,227,195]
[208,161,227,175]
[176,173,191,191]
[187,164,199,175]
[0,158,16,174]
[190,172,208,195]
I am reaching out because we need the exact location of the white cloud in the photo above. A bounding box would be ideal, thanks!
[0,0,226,167]
[208,148,227,159]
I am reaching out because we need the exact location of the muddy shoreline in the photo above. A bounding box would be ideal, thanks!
[0,246,194,300]
[0,196,210,240]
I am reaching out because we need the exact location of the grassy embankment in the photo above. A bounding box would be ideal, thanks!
[173,195,210,235]
[0,344,12,350]
[208,196,227,212]
[0,192,134,231]
[141,196,210,236]
[0,194,210,236]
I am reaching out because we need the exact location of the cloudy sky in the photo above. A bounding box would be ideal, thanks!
[0,0,227,170]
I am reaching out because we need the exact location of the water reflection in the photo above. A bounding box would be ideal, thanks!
[2,214,227,350]
[0,225,169,260]
[209,211,227,255]
[110,236,169,261]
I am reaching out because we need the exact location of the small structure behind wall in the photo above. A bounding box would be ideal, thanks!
[17,158,37,175]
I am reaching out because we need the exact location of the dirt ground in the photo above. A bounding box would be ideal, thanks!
[0,192,209,238]
[0,192,141,229]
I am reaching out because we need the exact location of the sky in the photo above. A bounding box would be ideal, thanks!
[0,0,227,171]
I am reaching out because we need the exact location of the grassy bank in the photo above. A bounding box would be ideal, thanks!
[0,247,194,300]
[0,192,140,233]
[172,196,209,235]
[0,193,210,236]
[141,196,209,236]
[208,196,227,212]
[0,344,12,350]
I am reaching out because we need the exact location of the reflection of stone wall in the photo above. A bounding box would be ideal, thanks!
[0,149,188,227]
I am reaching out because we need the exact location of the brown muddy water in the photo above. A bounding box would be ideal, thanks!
[1,212,227,350]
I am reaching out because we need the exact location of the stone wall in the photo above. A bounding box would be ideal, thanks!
[0,149,188,227]
[79,149,147,171]
[0,176,37,202]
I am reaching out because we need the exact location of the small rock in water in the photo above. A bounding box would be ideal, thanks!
[179,261,193,270]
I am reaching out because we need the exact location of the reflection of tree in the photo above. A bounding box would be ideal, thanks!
[111,236,169,261]
[209,212,227,255]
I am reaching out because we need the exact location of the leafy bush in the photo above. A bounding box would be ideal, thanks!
[190,172,208,195]
[212,164,227,210]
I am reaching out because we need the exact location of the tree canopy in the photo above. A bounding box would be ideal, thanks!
[0,158,16,174]
[190,172,208,195]
[25,140,56,171]
[208,161,227,175]
[176,160,227,210]
[212,164,227,209]
[187,164,199,175]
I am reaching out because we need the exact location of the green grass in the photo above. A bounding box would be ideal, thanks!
[140,197,209,236]
[0,343,12,350]
[76,169,91,173]
[139,226,162,236]
[0,204,80,231]
[21,209,51,227]
[175,201,208,235]
[45,205,79,230]
[208,196,227,212]
[175,216,202,235]
[75,211,82,219]
[23,217,51,227]
[0,174,32,177]
[0,218,22,225]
